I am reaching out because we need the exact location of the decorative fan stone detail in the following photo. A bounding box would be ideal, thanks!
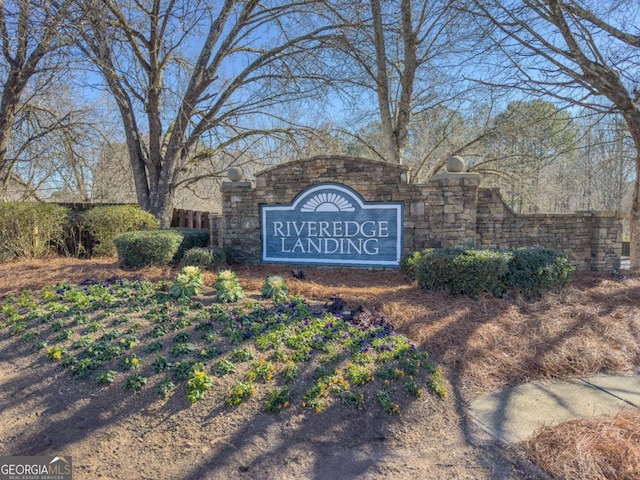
[300,193,355,212]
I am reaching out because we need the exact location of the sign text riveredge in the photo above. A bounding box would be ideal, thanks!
[261,183,403,267]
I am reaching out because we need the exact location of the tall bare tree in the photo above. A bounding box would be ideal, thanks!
[0,0,76,199]
[78,0,335,227]
[328,0,472,165]
[467,0,640,266]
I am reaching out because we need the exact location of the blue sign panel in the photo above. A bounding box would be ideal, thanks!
[261,183,403,267]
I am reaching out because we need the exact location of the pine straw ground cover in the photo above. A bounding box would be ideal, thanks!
[524,411,640,480]
[1,257,639,479]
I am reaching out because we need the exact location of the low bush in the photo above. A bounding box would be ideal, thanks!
[413,248,508,297]
[182,247,228,269]
[82,205,159,257]
[210,248,228,268]
[114,230,183,268]
[407,247,574,297]
[173,228,209,261]
[506,248,575,294]
[182,248,213,268]
[400,251,422,279]
[0,203,68,261]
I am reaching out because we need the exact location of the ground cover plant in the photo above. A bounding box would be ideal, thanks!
[0,258,638,479]
[0,272,446,416]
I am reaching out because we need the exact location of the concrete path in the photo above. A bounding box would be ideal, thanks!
[469,373,640,444]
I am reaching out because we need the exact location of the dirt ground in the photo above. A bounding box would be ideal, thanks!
[1,258,638,479]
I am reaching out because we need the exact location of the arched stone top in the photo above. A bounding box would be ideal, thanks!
[256,155,409,203]
[254,156,410,204]
[256,155,408,182]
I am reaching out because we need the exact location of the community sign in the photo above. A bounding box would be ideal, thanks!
[260,183,403,267]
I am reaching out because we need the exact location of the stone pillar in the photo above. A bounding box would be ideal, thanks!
[428,172,481,249]
[590,211,626,271]
[220,181,260,264]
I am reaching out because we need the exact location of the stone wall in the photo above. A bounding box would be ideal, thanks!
[220,156,625,270]
[476,188,625,270]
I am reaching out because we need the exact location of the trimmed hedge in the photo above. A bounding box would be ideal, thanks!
[173,228,210,261]
[182,247,228,269]
[403,247,574,297]
[82,205,159,257]
[506,248,574,293]
[0,203,68,261]
[114,230,183,268]
[412,248,509,297]
[182,247,213,268]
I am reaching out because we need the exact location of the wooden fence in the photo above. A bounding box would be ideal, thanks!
[171,209,216,230]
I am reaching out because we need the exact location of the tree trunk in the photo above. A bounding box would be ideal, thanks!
[370,0,398,164]
[0,118,13,201]
[620,109,640,268]
[150,185,175,229]
[630,164,640,268]
[0,75,21,200]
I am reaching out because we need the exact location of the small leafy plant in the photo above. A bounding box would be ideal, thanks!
[124,374,147,392]
[212,359,236,377]
[46,345,66,361]
[156,378,176,400]
[186,368,213,403]
[153,356,173,373]
[261,276,289,302]
[170,266,204,299]
[145,341,164,353]
[214,270,244,303]
[282,361,298,383]
[170,342,196,357]
[264,386,291,413]
[96,370,117,385]
[247,359,275,382]
[174,360,201,380]
[226,381,256,406]
[199,347,220,359]
[346,363,374,386]
[230,347,254,362]
[377,388,400,415]
[86,321,105,333]
[119,354,141,370]
[21,330,37,341]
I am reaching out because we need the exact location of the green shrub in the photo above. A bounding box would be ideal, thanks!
[210,248,228,268]
[82,205,159,257]
[0,203,68,261]
[506,248,575,294]
[182,247,213,268]
[400,251,423,280]
[173,228,209,261]
[59,210,89,258]
[114,230,183,268]
[410,247,573,297]
[415,248,509,297]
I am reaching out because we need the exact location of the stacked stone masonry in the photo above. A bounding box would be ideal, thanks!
[221,156,625,271]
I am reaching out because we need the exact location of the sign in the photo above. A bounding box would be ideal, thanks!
[261,183,403,267]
